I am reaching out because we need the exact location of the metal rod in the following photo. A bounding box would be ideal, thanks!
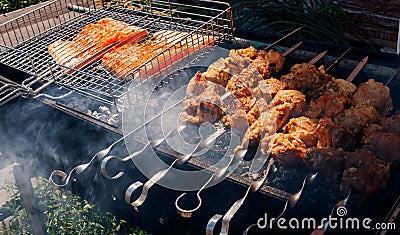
[264,25,306,51]
[309,50,328,65]
[206,158,275,235]
[13,165,46,235]
[385,65,400,86]
[325,47,352,72]
[346,56,368,82]
[49,96,185,187]
[175,149,247,218]
[125,128,226,209]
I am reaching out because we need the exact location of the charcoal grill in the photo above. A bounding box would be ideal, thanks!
[1,0,400,234]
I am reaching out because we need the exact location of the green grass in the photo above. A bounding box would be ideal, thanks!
[0,177,147,235]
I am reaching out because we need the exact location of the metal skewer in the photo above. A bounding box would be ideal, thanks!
[101,125,186,179]
[243,51,366,235]
[310,189,351,235]
[124,128,227,209]
[172,40,303,218]
[124,39,304,211]
[346,56,368,82]
[385,65,400,86]
[325,47,352,72]
[309,50,328,65]
[206,158,276,235]
[275,172,318,220]
[263,25,306,51]
[175,149,247,218]
[48,97,185,187]
[243,171,318,235]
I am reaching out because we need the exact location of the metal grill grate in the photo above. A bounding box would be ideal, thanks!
[0,0,234,107]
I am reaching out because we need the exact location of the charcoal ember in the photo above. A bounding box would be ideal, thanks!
[99,106,111,115]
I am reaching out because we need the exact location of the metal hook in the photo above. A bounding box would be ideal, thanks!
[175,149,247,218]
[275,171,318,221]
[206,158,275,235]
[125,128,226,209]
[242,171,318,234]
[49,97,185,187]
[311,189,352,234]
[101,126,182,179]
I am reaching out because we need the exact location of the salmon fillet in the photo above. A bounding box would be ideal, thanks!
[102,30,214,80]
[48,18,147,69]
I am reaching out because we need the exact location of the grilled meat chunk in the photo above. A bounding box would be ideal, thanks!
[363,125,400,163]
[258,49,285,73]
[234,47,285,79]
[250,53,281,79]
[378,111,400,135]
[280,63,332,97]
[181,84,225,125]
[265,133,307,167]
[334,104,380,134]
[304,92,347,119]
[181,100,224,125]
[186,72,225,98]
[283,116,319,147]
[221,109,249,131]
[203,51,247,87]
[340,149,390,198]
[226,76,256,112]
[253,77,288,99]
[235,46,258,62]
[304,147,345,185]
[304,78,357,119]
[240,108,277,148]
[271,90,307,130]
[352,79,393,116]
[326,78,358,99]
[317,118,356,151]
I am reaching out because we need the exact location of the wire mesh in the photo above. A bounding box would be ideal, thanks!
[0,0,234,107]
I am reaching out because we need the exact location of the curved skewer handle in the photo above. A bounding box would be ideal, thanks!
[125,128,227,209]
[100,126,182,179]
[175,149,248,218]
[49,98,185,187]
[242,171,318,234]
[206,158,275,235]
[275,171,318,220]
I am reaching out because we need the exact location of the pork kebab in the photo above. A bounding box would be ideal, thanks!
[181,46,398,200]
